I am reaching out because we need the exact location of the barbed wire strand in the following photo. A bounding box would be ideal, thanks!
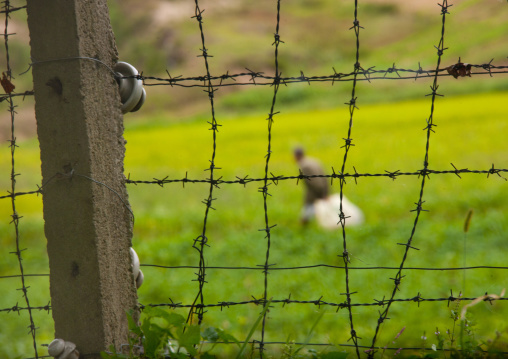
[4,290,506,315]
[2,0,39,357]
[122,166,507,187]
[2,165,507,205]
[140,264,508,272]
[3,165,506,202]
[4,57,506,93]
[1,263,507,280]
[138,63,508,87]
[258,1,283,356]
[185,0,220,328]
[0,2,24,14]
[336,1,363,358]
[139,292,507,311]
[368,1,452,356]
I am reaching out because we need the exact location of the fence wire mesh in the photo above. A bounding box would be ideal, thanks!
[1,1,45,359]
[1,0,508,358]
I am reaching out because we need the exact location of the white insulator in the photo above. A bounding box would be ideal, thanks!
[130,247,140,279]
[48,339,65,357]
[114,61,146,114]
[136,269,144,289]
[48,339,79,359]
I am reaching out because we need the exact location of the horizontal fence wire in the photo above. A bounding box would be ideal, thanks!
[137,63,508,87]
[140,295,508,311]
[204,341,508,354]
[3,61,505,93]
[101,343,508,358]
[0,303,51,314]
[130,165,508,185]
[2,167,507,201]
[140,264,508,271]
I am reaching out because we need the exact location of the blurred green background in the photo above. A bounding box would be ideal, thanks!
[1,0,507,357]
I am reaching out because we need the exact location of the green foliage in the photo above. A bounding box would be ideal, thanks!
[234,299,271,359]
[99,304,508,358]
[391,300,508,359]
[102,308,212,359]
[100,302,353,359]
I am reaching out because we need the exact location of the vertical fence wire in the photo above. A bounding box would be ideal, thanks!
[2,1,39,357]
[336,0,364,358]
[186,0,220,327]
[367,1,452,355]
[258,0,283,356]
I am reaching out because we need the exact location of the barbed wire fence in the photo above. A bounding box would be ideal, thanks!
[1,1,50,359]
[1,0,508,358]
[131,0,508,357]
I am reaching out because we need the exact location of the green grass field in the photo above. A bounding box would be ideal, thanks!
[1,91,507,358]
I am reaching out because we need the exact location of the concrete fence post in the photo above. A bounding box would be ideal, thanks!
[26,1,138,357]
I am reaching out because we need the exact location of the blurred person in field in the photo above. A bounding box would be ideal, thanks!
[294,147,364,228]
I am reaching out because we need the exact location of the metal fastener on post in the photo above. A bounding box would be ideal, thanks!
[48,339,79,359]
[130,247,144,289]
[114,61,146,113]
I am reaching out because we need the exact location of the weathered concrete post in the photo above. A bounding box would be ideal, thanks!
[26,1,138,357]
